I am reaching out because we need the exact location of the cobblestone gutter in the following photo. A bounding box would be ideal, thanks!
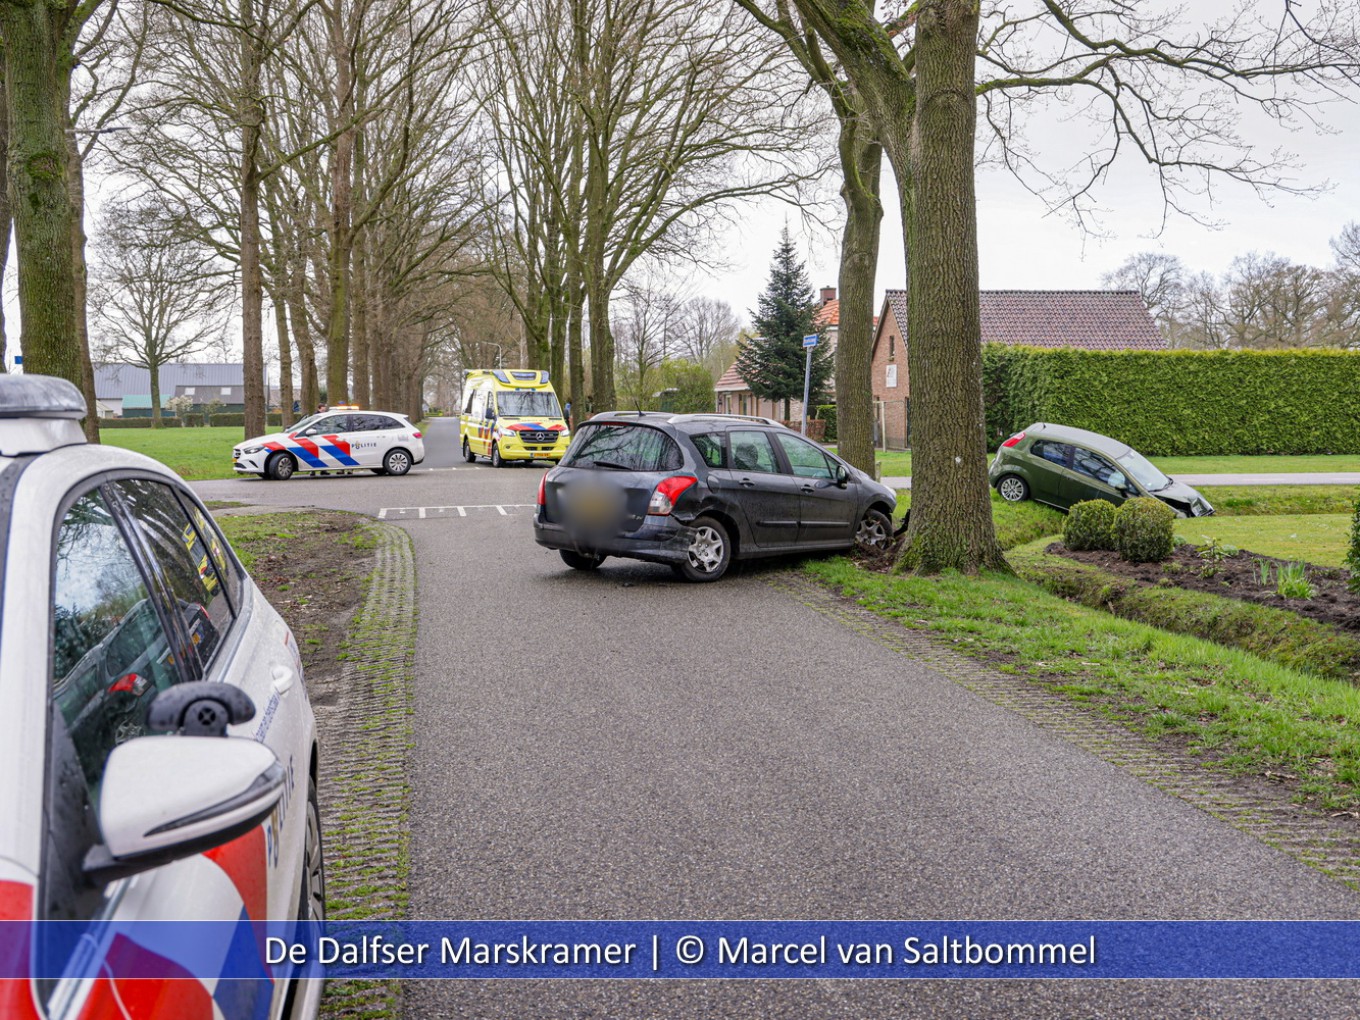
[314,521,416,1019]
[769,570,1360,892]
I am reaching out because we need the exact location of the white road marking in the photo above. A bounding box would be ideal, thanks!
[377,504,536,520]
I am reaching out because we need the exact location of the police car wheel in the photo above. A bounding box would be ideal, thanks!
[560,549,604,571]
[267,452,297,481]
[302,778,325,923]
[491,443,504,468]
[462,437,476,463]
[383,449,412,476]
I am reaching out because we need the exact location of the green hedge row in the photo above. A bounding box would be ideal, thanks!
[813,404,837,442]
[982,346,1360,455]
[98,417,154,429]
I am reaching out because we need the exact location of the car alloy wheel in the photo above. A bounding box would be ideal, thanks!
[384,449,411,476]
[673,515,731,582]
[997,474,1029,503]
[302,780,325,923]
[268,452,296,481]
[855,508,892,551]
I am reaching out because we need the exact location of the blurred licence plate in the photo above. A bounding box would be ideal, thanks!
[568,487,620,528]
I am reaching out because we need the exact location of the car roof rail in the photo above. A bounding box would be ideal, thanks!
[669,413,786,427]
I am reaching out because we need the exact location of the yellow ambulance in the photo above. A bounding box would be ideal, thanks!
[459,369,572,466]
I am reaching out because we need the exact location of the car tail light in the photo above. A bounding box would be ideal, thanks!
[1001,431,1026,448]
[108,673,141,694]
[648,475,698,516]
[413,431,422,439]
[536,472,548,507]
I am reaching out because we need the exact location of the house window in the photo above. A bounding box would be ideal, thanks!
[886,364,898,389]
[220,387,231,395]
[889,336,895,362]
[184,387,196,395]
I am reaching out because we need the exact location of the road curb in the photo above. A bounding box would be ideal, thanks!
[770,569,1360,892]
[316,520,417,1019]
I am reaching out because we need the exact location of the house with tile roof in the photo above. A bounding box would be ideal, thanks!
[715,287,845,420]
[94,363,246,417]
[871,289,1164,448]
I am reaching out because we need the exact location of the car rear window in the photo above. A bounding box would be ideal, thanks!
[563,423,682,472]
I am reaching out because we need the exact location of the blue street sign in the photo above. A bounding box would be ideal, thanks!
[802,335,819,348]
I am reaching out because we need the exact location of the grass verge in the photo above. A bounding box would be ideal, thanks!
[1202,484,1357,517]
[1009,546,1360,682]
[102,425,246,480]
[891,488,1064,551]
[1174,514,1350,566]
[805,556,1360,811]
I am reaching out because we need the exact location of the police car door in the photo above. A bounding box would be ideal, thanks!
[352,414,392,468]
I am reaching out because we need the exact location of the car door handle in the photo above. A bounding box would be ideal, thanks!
[739,477,756,488]
[272,664,297,695]
[801,485,815,494]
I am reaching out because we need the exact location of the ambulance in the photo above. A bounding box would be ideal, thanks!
[460,369,571,466]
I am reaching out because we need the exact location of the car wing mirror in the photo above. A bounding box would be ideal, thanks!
[83,735,284,885]
[835,465,851,488]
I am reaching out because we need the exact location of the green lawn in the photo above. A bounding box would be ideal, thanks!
[100,426,246,481]
[1174,514,1351,567]
[808,557,1360,810]
[840,449,1360,479]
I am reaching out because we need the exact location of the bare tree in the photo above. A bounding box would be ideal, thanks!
[673,295,742,375]
[90,199,232,426]
[1102,251,1190,347]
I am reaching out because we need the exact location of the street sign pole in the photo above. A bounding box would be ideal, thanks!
[800,334,818,437]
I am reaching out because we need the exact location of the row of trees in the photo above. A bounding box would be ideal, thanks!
[5,0,1360,572]
[1105,232,1360,351]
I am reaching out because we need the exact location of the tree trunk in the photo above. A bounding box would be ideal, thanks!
[150,361,162,427]
[0,0,81,383]
[62,99,99,441]
[895,0,1007,574]
[351,225,369,406]
[835,128,882,475]
[324,0,355,406]
[238,0,266,439]
[0,55,10,373]
[272,290,295,426]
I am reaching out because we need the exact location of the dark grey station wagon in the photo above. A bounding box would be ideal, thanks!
[533,412,898,581]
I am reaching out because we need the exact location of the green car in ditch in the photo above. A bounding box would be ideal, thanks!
[988,423,1214,517]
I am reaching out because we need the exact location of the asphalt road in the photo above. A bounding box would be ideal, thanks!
[197,418,1360,1018]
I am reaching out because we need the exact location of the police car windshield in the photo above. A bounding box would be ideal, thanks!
[497,391,561,418]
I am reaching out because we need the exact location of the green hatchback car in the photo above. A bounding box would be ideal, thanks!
[988,423,1214,517]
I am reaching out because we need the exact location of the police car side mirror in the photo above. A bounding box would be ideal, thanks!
[83,736,285,885]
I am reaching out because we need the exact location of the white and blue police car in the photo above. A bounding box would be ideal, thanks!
[233,409,424,480]
[0,376,324,1019]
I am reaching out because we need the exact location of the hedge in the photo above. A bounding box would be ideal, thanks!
[98,417,154,429]
[982,346,1360,455]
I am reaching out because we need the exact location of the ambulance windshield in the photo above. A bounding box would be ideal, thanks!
[497,391,562,418]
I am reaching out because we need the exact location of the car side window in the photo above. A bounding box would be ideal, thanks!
[1031,441,1071,467]
[111,479,233,674]
[729,431,778,474]
[1071,448,1118,485]
[369,415,399,432]
[775,433,835,479]
[692,433,726,468]
[51,489,182,807]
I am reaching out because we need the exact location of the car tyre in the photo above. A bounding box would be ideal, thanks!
[854,508,892,551]
[491,442,504,468]
[997,474,1029,503]
[672,515,732,582]
[383,448,412,476]
[266,452,297,481]
[462,437,476,463]
[560,549,604,571]
[282,777,325,1020]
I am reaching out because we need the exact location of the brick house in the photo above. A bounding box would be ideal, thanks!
[715,287,849,419]
[871,290,1164,448]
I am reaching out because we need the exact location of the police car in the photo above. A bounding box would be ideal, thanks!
[233,407,425,480]
[0,376,324,1019]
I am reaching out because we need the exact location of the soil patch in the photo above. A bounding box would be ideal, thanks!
[215,510,374,687]
[1049,541,1359,631]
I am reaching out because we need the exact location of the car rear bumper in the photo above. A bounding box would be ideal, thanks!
[533,514,693,565]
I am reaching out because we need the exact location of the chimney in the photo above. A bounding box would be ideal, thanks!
[820,286,836,305]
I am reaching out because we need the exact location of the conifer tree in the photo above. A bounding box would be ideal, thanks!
[736,229,833,420]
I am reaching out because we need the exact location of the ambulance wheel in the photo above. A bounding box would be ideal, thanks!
[491,443,504,468]
[383,448,412,476]
[266,452,296,481]
[560,549,604,571]
[462,437,476,463]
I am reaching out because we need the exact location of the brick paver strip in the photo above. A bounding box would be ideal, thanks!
[768,570,1360,890]
[314,521,416,1019]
